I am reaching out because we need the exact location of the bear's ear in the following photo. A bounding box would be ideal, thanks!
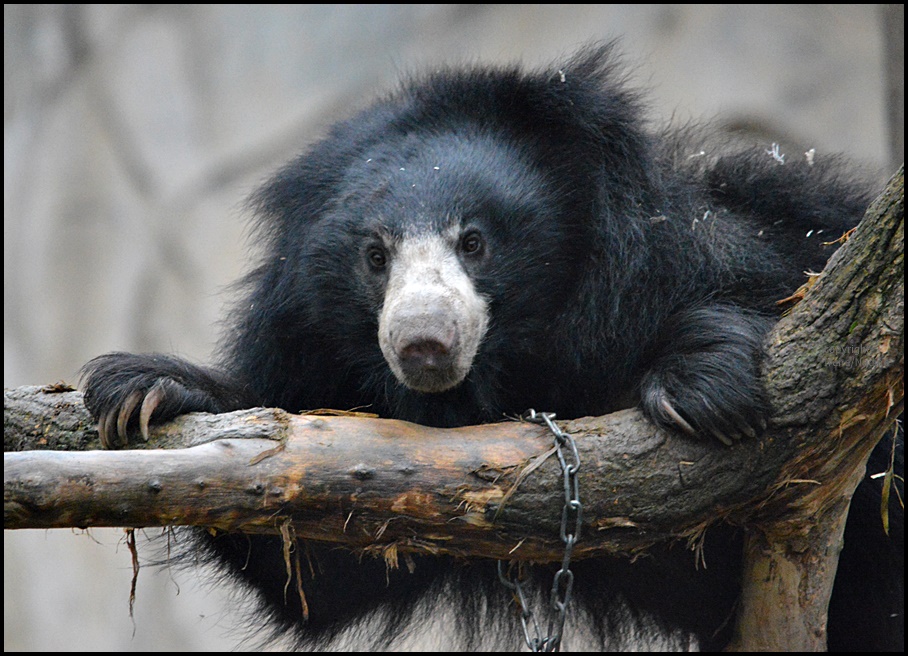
[249,158,319,224]
[247,141,346,231]
[247,102,401,236]
[547,44,651,174]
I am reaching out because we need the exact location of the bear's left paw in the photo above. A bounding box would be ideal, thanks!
[640,373,766,445]
[639,306,772,444]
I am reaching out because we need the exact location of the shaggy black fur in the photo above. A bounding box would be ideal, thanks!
[81,45,903,650]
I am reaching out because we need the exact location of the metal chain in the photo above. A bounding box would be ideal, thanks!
[498,409,582,652]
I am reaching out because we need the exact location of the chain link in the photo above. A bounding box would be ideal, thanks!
[498,409,582,652]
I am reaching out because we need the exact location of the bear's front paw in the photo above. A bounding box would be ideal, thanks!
[639,306,772,444]
[81,353,230,449]
[640,372,767,445]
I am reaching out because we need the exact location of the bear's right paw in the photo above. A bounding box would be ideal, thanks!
[80,353,232,449]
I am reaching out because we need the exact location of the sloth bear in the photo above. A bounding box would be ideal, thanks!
[81,45,903,650]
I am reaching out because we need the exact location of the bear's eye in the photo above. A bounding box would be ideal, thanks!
[367,246,387,270]
[460,230,484,257]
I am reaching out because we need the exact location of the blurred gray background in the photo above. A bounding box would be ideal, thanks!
[4,4,903,651]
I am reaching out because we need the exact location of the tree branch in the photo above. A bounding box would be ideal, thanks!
[1,393,786,559]
[727,165,904,650]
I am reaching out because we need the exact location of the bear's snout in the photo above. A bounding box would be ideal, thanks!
[377,234,488,393]
[390,308,460,392]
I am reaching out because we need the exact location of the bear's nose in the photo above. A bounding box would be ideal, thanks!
[399,337,452,370]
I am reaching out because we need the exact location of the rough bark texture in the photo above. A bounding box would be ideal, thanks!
[726,166,904,651]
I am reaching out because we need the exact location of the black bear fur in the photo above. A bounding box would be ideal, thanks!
[81,44,903,650]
